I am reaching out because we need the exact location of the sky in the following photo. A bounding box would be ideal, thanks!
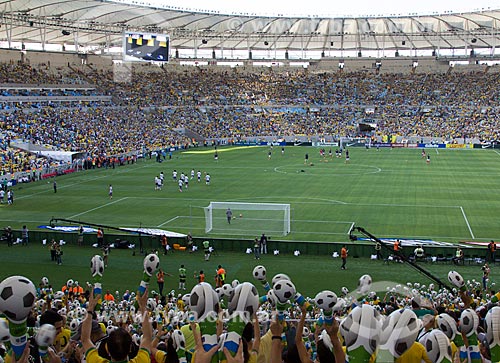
[140,0,500,17]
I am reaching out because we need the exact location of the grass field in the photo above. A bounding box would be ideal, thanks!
[2,146,500,295]
[0,244,496,298]
[3,146,500,243]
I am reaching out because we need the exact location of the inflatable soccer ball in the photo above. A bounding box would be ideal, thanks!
[221,284,234,297]
[273,279,296,303]
[228,282,259,316]
[436,313,457,340]
[146,298,157,311]
[0,275,37,323]
[447,271,465,288]
[35,324,56,347]
[90,255,105,277]
[314,290,338,312]
[69,319,80,332]
[425,329,452,363]
[41,277,49,287]
[357,274,373,295]
[460,308,479,337]
[172,330,186,351]
[231,279,240,288]
[215,287,224,300]
[252,266,267,281]
[271,273,290,286]
[266,289,278,307]
[379,309,419,358]
[66,279,74,288]
[181,294,191,308]
[340,304,381,354]
[485,307,500,348]
[143,254,160,276]
[189,282,219,320]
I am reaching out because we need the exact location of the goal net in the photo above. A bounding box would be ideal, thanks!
[204,202,291,236]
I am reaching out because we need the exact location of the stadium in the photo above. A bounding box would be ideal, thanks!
[0,0,500,362]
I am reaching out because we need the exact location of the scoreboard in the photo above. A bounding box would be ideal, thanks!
[123,32,170,62]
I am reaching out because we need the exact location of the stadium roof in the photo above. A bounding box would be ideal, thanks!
[3,0,500,53]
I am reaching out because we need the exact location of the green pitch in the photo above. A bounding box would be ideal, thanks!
[2,146,500,295]
[0,244,496,297]
[3,146,500,243]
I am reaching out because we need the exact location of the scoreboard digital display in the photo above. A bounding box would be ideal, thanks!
[123,32,170,62]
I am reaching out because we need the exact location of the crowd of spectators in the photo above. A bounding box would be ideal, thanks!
[1,264,498,363]
[1,63,500,176]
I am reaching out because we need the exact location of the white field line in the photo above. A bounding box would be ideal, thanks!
[460,206,475,239]
[494,150,500,157]
[67,197,128,219]
[16,164,150,201]
[157,216,180,228]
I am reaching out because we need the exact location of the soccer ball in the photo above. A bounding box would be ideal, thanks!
[146,298,157,311]
[302,327,310,338]
[357,274,373,295]
[0,275,37,323]
[41,277,49,287]
[67,279,74,287]
[266,289,278,307]
[239,214,243,218]
[189,282,219,320]
[460,308,479,337]
[436,313,457,340]
[215,288,224,300]
[271,273,290,287]
[231,279,240,288]
[341,287,349,296]
[131,333,140,346]
[340,304,381,354]
[0,318,9,342]
[221,284,234,297]
[69,319,80,332]
[90,255,105,277]
[252,266,267,281]
[106,325,117,335]
[273,279,296,303]
[314,290,338,311]
[425,329,452,363]
[182,294,191,307]
[172,330,186,351]
[485,306,500,347]
[35,324,56,347]
[228,282,259,317]
[143,254,160,276]
[447,271,465,288]
[379,309,419,358]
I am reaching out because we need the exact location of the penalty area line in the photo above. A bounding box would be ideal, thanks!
[67,197,128,219]
[157,216,180,228]
[459,206,475,239]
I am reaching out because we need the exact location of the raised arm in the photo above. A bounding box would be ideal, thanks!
[295,305,311,363]
[137,287,153,351]
[82,289,100,352]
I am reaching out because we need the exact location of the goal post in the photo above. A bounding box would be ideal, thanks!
[204,202,291,236]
